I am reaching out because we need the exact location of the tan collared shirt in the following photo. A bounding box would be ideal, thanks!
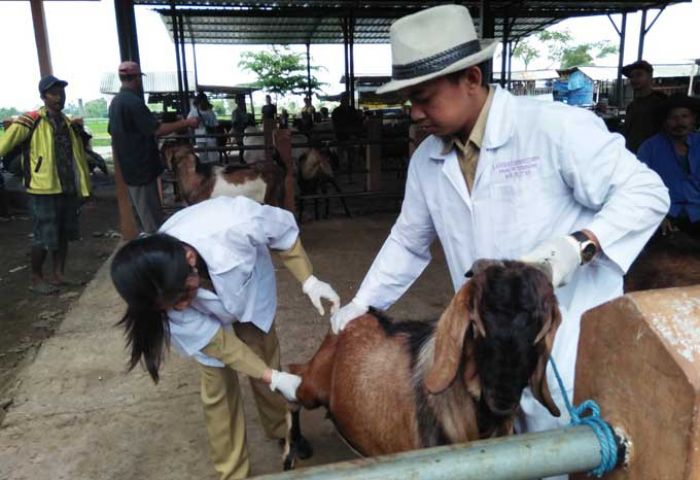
[441,86,495,192]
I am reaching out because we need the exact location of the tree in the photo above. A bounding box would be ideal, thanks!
[84,98,108,118]
[537,30,573,66]
[537,29,617,69]
[561,41,617,69]
[0,107,20,120]
[512,41,539,71]
[238,46,325,98]
[211,99,227,117]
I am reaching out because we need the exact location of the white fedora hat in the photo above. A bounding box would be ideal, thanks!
[376,4,498,95]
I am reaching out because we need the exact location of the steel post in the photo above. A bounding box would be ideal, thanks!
[637,9,647,61]
[616,13,627,107]
[253,426,616,480]
[114,0,140,64]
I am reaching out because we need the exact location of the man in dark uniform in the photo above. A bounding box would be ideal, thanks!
[108,61,199,233]
[623,60,667,153]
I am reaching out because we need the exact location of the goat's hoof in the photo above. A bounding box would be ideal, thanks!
[283,454,295,471]
[295,434,313,460]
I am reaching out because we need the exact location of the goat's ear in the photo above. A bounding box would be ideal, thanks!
[425,281,483,394]
[529,292,562,417]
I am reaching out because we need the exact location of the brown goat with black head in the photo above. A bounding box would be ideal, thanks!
[286,260,561,462]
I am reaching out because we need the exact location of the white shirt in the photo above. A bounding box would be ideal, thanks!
[353,86,669,431]
[161,196,299,366]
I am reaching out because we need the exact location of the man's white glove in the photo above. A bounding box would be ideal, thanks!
[302,275,340,316]
[519,236,581,288]
[330,299,369,334]
[269,370,301,402]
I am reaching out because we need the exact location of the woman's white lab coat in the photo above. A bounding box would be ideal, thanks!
[161,196,299,367]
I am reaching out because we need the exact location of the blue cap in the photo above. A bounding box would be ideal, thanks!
[38,75,68,95]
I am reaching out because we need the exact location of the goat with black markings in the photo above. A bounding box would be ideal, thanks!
[297,143,351,220]
[284,260,561,464]
[162,141,286,207]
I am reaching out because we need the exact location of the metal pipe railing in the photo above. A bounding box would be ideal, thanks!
[253,425,622,480]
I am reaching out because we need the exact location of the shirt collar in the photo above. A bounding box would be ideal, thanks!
[441,85,495,155]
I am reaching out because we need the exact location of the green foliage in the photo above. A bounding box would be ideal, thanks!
[0,106,20,120]
[512,41,539,71]
[238,46,325,98]
[84,118,110,147]
[84,98,108,118]
[211,99,227,116]
[560,41,617,69]
[536,29,617,69]
[537,30,573,66]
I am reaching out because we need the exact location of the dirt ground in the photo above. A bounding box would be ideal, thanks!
[0,174,120,412]
[0,179,453,479]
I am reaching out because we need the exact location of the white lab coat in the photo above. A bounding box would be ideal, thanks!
[161,196,299,367]
[354,86,669,434]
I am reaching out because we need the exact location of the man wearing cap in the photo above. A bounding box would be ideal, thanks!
[638,94,700,237]
[108,61,199,234]
[0,75,92,294]
[329,5,668,467]
[622,60,667,153]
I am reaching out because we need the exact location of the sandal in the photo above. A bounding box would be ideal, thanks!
[29,282,59,295]
[52,278,86,287]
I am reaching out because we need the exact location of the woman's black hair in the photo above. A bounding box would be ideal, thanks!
[110,233,191,383]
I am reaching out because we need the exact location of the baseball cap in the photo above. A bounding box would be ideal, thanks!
[118,61,145,76]
[38,75,68,94]
[622,60,653,78]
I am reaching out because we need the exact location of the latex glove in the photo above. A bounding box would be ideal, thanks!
[519,236,581,288]
[330,299,368,334]
[302,275,340,316]
[269,370,301,402]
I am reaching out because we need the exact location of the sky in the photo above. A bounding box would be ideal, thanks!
[0,0,699,111]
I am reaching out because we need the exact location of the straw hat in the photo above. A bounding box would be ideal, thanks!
[376,5,498,95]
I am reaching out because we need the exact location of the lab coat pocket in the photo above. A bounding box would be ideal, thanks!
[489,182,524,257]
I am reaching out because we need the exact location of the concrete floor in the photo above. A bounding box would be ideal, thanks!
[0,213,453,480]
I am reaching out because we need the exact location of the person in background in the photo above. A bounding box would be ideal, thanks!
[111,195,339,480]
[623,60,667,153]
[638,94,700,238]
[278,108,289,129]
[300,96,316,132]
[231,96,253,161]
[261,94,277,121]
[330,9,668,480]
[188,92,220,164]
[0,75,92,294]
[108,61,199,234]
[319,106,330,121]
[0,164,10,221]
[331,92,361,170]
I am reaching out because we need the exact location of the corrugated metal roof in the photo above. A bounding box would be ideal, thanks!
[507,69,560,81]
[141,1,688,46]
[99,71,196,95]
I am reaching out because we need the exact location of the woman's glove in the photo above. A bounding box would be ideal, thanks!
[519,236,581,288]
[330,299,368,334]
[302,275,340,316]
[269,370,302,402]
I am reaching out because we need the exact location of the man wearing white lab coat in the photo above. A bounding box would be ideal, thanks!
[330,5,670,468]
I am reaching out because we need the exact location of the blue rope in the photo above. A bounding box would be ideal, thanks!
[548,357,619,477]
